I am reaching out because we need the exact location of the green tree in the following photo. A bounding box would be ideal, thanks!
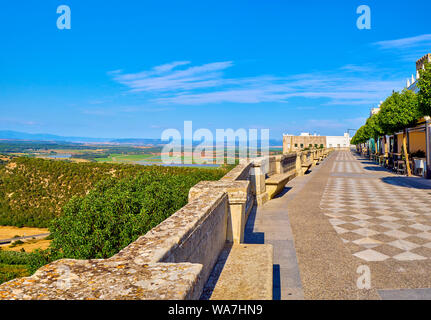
[418,61,431,116]
[378,90,421,175]
[363,113,383,155]
[351,125,370,155]
[364,114,383,141]
[378,90,421,134]
[48,168,224,260]
[350,126,366,152]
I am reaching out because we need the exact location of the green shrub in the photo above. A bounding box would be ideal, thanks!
[49,167,226,260]
[0,264,29,285]
[26,249,59,274]
[0,250,31,265]
[9,240,24,247]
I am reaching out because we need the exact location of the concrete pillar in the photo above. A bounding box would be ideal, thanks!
[188,180,250,244]
[250,158,269,206]
[312,150,317,166]
[274,154,286,174]
[296,152,303,176]
[226,202,245,244]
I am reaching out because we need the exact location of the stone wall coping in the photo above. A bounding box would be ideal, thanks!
[220,162,252,181]
[189,180,250,205]
[0,189,229,300]
[113,190,228,264]
[251,157,269,168]
[0,258,203,300]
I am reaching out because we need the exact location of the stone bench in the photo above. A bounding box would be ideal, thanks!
[204,244,273,300]
[265,170,296,199]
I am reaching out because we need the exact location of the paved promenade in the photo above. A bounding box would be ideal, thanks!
[245,150,431,299]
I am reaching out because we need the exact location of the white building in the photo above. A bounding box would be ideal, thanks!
[406,53,430,93]
[326,133,351,148]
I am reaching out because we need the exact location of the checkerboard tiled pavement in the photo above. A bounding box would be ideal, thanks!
[320,152,431,262]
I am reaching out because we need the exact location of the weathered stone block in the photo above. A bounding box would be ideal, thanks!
[209,244,273,300]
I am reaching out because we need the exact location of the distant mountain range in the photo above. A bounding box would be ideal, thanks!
[0,130,283,146]
[0,131,164,145]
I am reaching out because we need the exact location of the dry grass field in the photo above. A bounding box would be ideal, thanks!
[0,226,48,240]
[1,239,51,252]
[0,226,50,252]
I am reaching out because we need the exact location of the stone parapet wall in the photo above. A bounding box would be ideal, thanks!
[220,161,252,181]
[0,189,229,300]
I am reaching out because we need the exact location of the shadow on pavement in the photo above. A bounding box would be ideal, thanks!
[273,264,281,300]
[199,244,232,300]
[363,166,390,172]
[380,176,431,190]
[273,186,292,199]
[244,205,264,244]
[360,161,376,165]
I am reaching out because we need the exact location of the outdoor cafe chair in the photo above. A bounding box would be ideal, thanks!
[396,160,406,175]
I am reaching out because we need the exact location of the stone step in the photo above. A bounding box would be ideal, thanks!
[207,244,273,300]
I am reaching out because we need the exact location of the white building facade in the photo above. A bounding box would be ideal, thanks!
[326,133,351,148]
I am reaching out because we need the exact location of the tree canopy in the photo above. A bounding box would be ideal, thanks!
[418,61,431,116]
[364,113,384,140]
[49,167,227,260]
[378,90,420,135]
[351,125,367,145]
[351,89,421,145]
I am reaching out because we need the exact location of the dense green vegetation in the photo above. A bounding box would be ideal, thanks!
[0,157,230,227]
[0,249,53,284]
[0,263,29,285]
[50,167,226,259]
[0,250,29,285]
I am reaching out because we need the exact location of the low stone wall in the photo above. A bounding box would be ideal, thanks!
[0,149,332,300]
[0,190,229,300]
[253,148,331,205]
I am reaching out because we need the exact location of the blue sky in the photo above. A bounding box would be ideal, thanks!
[0,0,430,139]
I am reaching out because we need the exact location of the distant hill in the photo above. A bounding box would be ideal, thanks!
[0,130,109,143]
[109,138,165,145]
[0,130,283,146]
[0,131,165,145]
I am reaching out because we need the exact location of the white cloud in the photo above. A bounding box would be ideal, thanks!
[373,34,431,49]
[110,61,403,106]
[340,64,374,73]
[112,61,233,92]
[81,105,171,116]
